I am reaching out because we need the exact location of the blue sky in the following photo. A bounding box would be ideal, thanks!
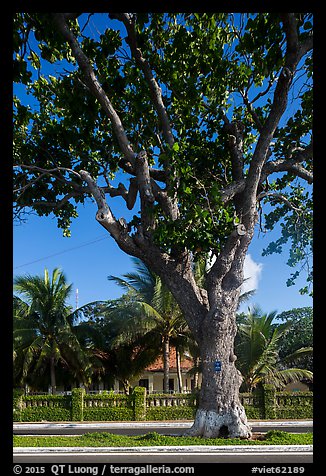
[13,13,313,316]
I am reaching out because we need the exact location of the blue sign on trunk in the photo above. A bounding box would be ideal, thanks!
[214,360,222,372]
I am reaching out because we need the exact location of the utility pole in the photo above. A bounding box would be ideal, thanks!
[75,288,79,311]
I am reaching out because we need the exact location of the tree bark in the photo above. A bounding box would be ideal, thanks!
[185,304,252,438]
[121,379,130,395]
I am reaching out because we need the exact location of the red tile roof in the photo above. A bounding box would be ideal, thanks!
[145,347,194,372]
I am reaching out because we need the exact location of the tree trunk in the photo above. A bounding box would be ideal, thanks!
[163,336,170,393]
[50,356,56,395]
[176,347,183,393]
[121,379,131,395]
[185,308,252,438]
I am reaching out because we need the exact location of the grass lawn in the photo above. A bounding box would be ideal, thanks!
[13,430,313,447]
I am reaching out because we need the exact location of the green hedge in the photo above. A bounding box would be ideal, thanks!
[13,386,313,422]
[20,395,71,422]
[21,407,71,422]
[84,408,134,421]
[83,391,133,421]
[13,388,24,422]
[275,391,313,419]
[133,386,146,421]
[146,407,196,421]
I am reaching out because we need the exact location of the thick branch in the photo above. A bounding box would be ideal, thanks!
[151,180,179,220]
[78,169,139,256]
[134,150,156,232]
[219,140,312,204]
[222,116,245,182]
[52,13,135,163]
[243,13,313,215]
[112,13,174,148]
[262,142,313,183]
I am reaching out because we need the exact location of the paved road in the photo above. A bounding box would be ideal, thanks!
[13,420,313,436]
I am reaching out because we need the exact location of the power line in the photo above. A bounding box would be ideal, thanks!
[14,235,108,270]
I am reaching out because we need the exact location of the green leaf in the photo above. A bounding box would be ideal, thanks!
[29,51,40,69]
[172,142,179,152]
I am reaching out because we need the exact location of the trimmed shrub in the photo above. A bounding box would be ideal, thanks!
[21,395,71,422]
[13,388,24,422]
[71,388,85,421]
[146,406,196,421]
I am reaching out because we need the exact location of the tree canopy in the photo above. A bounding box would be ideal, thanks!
[14,13,313,295]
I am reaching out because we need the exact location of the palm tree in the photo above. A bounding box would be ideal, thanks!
[108,258,188,393]
[235,306,313,392]
[76,296,163,394]
[13,268,95,393]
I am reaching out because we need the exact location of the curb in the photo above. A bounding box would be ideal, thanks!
[13,445,313,454]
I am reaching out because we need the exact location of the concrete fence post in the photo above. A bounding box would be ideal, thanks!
[133,386,146,421]
[13,388,24,422]
[71,387,85,421]
[262,384,277,419]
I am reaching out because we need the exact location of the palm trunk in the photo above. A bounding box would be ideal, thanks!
[50,356,56,395]
[121,379,130,395]
[176,347,183,393]
[193,356,199,390]
[163,336,170,393]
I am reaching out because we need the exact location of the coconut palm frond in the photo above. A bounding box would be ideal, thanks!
[264,368,313,388]
[281,347,313,365]
[14,267,98,390]
[236,306,313,392]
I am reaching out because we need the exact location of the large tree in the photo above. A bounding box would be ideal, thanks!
[13,13,313,437]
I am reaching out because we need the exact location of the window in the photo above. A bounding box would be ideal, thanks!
[138,378,149,391]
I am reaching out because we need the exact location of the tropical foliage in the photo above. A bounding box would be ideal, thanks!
[107,258,189,393]
[13,13,313,436]
[235,306,313,392]
[13,268,101,392]
[276,307,313,371]
[13,268,313,396]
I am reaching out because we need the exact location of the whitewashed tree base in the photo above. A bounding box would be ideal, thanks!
[185,407,252,438]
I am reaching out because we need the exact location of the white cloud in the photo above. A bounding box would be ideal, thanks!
[242,254,263,294]
[205,252,263,295]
